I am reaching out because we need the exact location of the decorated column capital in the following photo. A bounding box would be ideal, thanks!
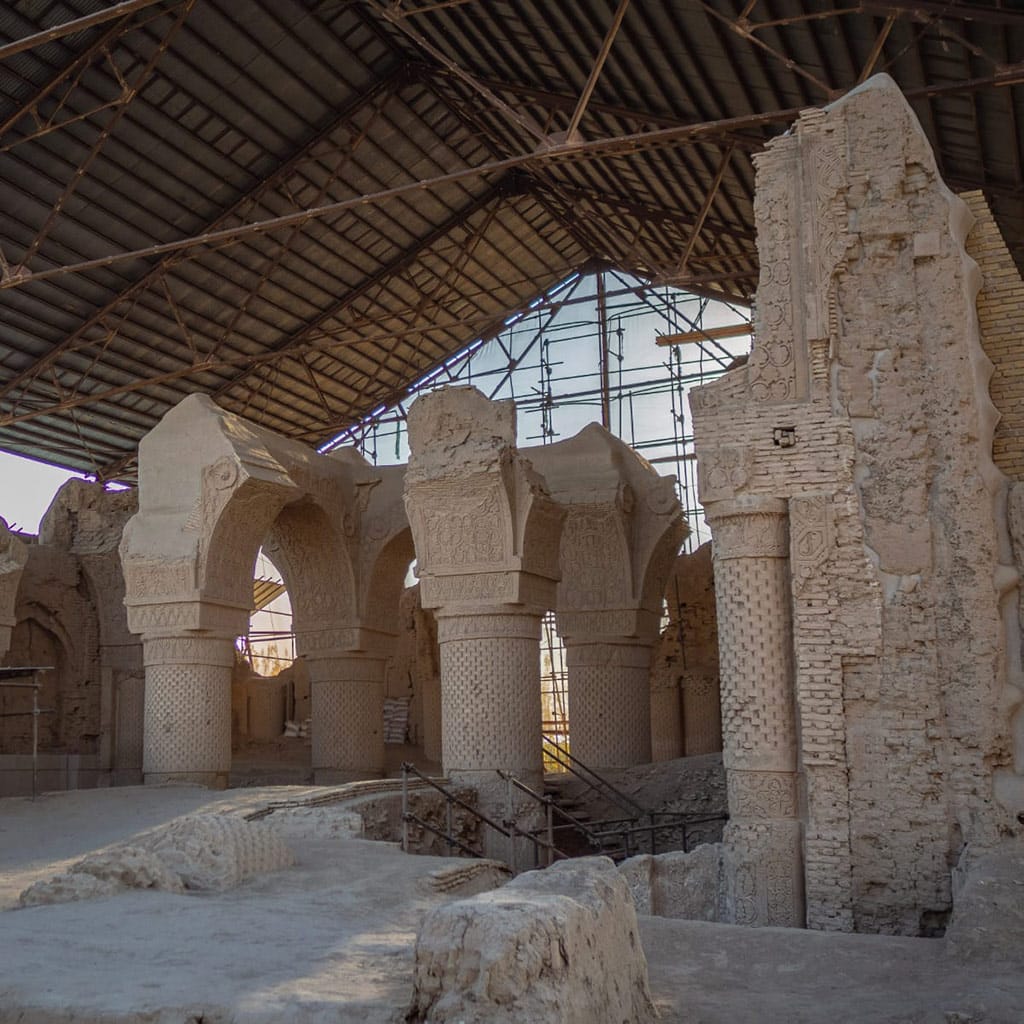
[435,606,543,644]
[704,495,789,560]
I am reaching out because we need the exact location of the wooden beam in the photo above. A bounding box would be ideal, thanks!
[656,322,751,347]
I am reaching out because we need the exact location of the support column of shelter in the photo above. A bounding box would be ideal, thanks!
[404,386,564,850]
[705,495,804,928]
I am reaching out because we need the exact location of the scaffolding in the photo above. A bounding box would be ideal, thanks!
[255,268,750,754]
[540,610,570,770]
[322,267,751,550]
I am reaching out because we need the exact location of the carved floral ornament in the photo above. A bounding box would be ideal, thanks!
[704,497,789,560]
[697,445,754,503]
[727,770,799,819]
[789,494,835,593]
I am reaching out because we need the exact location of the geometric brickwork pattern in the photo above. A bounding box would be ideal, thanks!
[439,630,543,779]
[565,645,652,769]
[713,549,797,773]
[142,662,233,777]
[311,659,387,778]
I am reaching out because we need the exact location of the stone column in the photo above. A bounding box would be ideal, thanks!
[308,651,386,783]
[705,495,804,928]
[562,638,653,769]
[436,607,545,792]
[404,386,564,861]
[421,670,442,765]
[141,632,236,787]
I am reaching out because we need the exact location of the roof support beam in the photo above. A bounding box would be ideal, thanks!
[210,183,509,407]
[0,0,174,63]
[0,65,411,408]
[0,7,166,143]
[363,0,550,146]
[12,0,196,275]
[673,142,735,276]
[415,62,764,143]
[2,63,1012,298]
[566,0,630,140]
[699,2,835,99]
[0,101,810,292]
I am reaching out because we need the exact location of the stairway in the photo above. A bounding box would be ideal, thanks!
[541,773,630,862]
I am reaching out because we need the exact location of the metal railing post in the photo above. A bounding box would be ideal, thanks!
[505,772,516,873]
[546,797,554,867]
[446,794,454,856]
[401,762,410,853]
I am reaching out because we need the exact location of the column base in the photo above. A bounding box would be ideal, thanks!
[144,770,228,789]
[722,819,805,928]
[449,768,545,868]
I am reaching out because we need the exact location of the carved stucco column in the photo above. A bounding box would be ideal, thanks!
[140,629,238,787]
[436,608,545,787]
[307,650,387,783]
[561,637,653,768]
[704,494,804,928]
[404,386,564,850]
[530,425,685,772]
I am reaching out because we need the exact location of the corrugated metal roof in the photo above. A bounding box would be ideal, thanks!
[1,0,1021,479]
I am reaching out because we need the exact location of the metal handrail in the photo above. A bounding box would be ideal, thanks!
[399,760,728,869]
[541,735,646,818]
[539,738,730,859]
[496,768,601,861]
[399,761,570,869]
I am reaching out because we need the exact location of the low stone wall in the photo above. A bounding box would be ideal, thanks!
[407,856,656,1024]
[620,844,723,921]
[0,753,104,798]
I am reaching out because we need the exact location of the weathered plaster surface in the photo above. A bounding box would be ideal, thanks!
[692,74,1017,934]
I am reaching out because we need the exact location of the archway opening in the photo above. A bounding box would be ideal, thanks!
[229,546,310,786]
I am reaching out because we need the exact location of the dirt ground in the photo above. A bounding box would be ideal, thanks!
[1,785,1021,1023]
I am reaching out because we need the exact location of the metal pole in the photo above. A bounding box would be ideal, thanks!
[506,773,516,873]
[446,794,454,857]
[31,679,38,802]
[401,762,409,853]
[597,269,611,430]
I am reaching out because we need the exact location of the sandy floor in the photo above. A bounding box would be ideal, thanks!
[1,786,1022,1023]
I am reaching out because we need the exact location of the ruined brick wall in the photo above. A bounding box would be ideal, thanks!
[0,481,142,776]
[651,544,721,760]
[691,76,1017,935]
[2,544,102,755]
[962,191,1024,482]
